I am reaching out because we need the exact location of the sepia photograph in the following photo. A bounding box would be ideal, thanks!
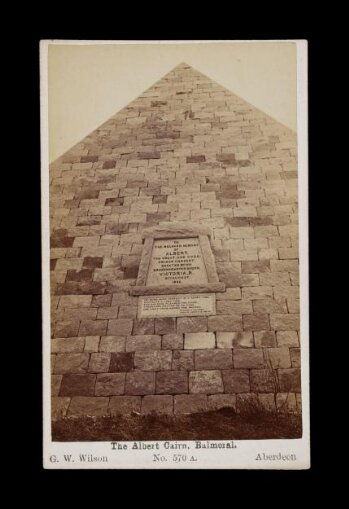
[41,40,309,469]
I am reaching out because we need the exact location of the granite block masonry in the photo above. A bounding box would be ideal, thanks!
[50,62,301,419]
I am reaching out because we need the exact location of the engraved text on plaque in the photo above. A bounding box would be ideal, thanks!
[138,293,215,318]
[146,237,208,286]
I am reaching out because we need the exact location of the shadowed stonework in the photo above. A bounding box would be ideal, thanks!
[50,63,301,425]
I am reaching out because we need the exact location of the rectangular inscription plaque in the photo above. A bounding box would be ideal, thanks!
[138,293,216,318]
[146,237,208,286]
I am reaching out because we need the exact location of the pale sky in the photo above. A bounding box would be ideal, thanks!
[47,41,297,163]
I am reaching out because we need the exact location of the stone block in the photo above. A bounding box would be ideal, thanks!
[222,369,250,393]
[267,347,291,368]
[270,314,300,331]
[217,271,242,288]
[253,298,288,314]
[79,320,107,336]
[99,336,126,352]
[254,225,278,238]
[244,238,269,250]
[234,349,265,368]
[126,335,161,351]
[296,393,302,413]
[236,393,259,414]
[259,272,291,286]
[258,393,276,412]
[276,393,298,414]
[109,396,141,415]
[258,248,279,260]
[138,151,160,159]
[154,317,176,334]
[59,295,92,308]
[162,334,183,350]
[103,160,116,169]
[156,371,188,394]
[189,370,223,394]
[216,288,241,300]
[97,307,119,319]
[278,368,301,392]
[273,285,299,300]
[216,332,234,349]
[134,351,172,371]
[64,308,97,321]
[172,351,194,371]
[208,394,237,411]
[117,306,138,319]
[91,294,112,307]
[51,375,62,396]
[194,349,233,370]
[95,373,126,396]
[229,227,254,238]
[216,331,254,348]
[109,352,134,372]
[216,300,253,315]
[51,337,85,353]
[230,249,258,261]
[51,355,56,374]
[133,319,155,335]
[243,314,270,331]
[270,259,299,272]
[269,236,291,248]
[278,247,298,259]
[84,336,100,352]
[141,395,173,415]
[208,315,242,332]
[177,316,208,333]
[54,353,89,374]
[60,374,96,396]
[67,396,109,417]
[54,320,80,338]
[290,348,301,367]
[184,332,215,349]
[107,319,133,335]
[287,297,300,313]
[174,395,208,415]
[250,369,277,392]
[88,353,111,372]
[187,155,206,163]
[276,331,299,347]
[254,331,276,347]
[125,372,156,395]
[112,292,136,306]
[52,397,70,421]
[242,287,273,300]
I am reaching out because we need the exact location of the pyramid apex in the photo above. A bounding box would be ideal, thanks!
[174,62,193,69]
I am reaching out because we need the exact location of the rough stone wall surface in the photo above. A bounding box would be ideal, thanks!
[49,63,300,420]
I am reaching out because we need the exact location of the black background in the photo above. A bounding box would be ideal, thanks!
[10,11,335,489]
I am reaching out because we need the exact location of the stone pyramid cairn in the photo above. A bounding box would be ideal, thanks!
[50,62,300,420]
